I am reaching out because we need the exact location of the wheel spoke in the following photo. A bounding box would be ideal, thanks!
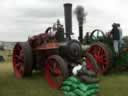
[54,67,61,75]
[53,62,57,71]
[14,55,19,59]
[97,31,99,38]
[86,59,93,70]
[15,63,21,68]
[19,65,24,75]
[101,64,106,70]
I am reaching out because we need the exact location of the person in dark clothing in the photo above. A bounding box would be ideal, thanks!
[111,23,120,40]
[110,23,122,55]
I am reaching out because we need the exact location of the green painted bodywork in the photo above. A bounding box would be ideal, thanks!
[83,33,128,69]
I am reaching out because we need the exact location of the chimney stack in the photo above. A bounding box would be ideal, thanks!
[64,3,72,40]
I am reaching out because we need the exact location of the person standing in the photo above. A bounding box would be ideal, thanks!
[117,23,123,48]
[110,23,122,55]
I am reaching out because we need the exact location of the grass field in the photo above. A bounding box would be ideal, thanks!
[0,50,128,96]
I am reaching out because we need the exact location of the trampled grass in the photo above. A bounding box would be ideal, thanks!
[100,73,128,96]
[0,50,128,96]
[0,62,62,96]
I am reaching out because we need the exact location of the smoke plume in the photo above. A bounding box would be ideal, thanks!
[74,6,87,25]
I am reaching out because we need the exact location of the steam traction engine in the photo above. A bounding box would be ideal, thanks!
[12,3,97,89]
[84,29,128,74]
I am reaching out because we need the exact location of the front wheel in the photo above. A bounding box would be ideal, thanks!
[84,52,99,73]
[45,55,69,89]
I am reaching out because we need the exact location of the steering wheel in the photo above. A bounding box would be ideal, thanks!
[90,29,105,41]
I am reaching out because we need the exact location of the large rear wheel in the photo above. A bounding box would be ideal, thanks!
[13,42,33,78]
[87,42,112,74]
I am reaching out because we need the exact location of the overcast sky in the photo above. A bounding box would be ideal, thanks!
[0,0,128,41]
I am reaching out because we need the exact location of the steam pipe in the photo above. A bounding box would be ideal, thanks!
[79,24,83,43]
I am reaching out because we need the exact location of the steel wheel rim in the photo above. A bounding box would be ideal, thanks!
[45,59,64,89]
[13,43,24,78]
[88,45,109,74]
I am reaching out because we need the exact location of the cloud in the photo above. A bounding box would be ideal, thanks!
[0,0,128,41]
[18,7,64,18]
